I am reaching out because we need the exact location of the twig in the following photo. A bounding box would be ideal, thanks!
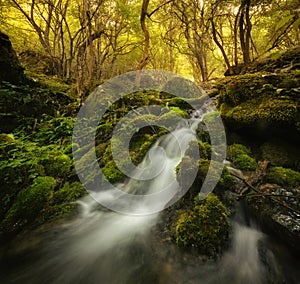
[230,172,300,214]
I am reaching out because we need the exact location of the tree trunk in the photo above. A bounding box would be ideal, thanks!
[138,0,150,70]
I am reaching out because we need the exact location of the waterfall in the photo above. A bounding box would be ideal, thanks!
[0,110,205,284]
[1,109,300,284]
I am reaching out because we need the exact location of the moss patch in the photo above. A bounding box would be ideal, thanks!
[175,194,229,256]
[2,176,56,230]
[267,167,300,188]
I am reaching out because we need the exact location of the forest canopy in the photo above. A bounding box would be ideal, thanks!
[0,0,299,95]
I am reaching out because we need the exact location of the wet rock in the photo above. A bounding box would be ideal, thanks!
[215,47,300,135]
[246,168,300,255]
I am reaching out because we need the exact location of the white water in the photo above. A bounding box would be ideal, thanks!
[1,110,300,283]
[13,110,203,283]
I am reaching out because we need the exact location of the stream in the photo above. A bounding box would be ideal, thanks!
[1,111,299,284]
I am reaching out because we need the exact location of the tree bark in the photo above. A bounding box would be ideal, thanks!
[138,0,150,70]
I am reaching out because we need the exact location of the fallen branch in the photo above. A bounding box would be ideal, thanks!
[230,172,300,215]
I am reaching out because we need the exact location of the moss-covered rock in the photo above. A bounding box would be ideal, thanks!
[267,167,300,188]
[260,140,300,171]
[175,194,229,256]
[2,176,56,228]
[216,67,300,133]
[226,143,257,171]
[44,154,72,178]
[232,154,257,171]
[0,32,25,84]
[227,143,250,160]
[50,182,86,218]
[101,160,125,183]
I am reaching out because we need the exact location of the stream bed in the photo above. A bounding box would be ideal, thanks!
[0,205,300,284]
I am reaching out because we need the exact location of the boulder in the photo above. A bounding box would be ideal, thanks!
[0,31,25,84]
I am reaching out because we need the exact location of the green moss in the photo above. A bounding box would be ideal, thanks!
[101,160,125,183]
[217,167,235,190]
[96,122,114,144]
[44,153,72,177]
[232,154,257,171]
[227,143,251,160]
[168,106,189,118]
[53,181,86,204]
[0,133,15,144]
[267,167,300,188]
[227,144,256,171]
[220,96,299,129]
[176,155,199,193]
[217,70,300,131]
[4,176,56,223]
[130,134,157,165]
[175,194,229,256]
[159,110,183,126]
[184,140,211,160]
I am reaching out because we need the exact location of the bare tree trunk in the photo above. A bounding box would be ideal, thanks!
[239,0,252,64]
[138,0,150,70]
[211,18,232,74]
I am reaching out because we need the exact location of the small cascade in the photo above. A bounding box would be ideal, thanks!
[0,109,206,283]
[217,221,265,284]
[1,108,300,284]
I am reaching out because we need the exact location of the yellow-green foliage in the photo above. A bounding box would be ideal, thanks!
[5,176,55,222]
[175,194,229,256]
[267,167,300,188]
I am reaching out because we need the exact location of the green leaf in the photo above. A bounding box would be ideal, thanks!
[275,15,294,31]
[293,18,300,30]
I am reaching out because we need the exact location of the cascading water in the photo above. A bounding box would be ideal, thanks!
[0,110,204,283]
[1,110,300,284]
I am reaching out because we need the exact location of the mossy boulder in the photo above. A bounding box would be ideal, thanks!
[175,194,229,256]
[53,181,85,203]
[0,82,75,132]
[227,143,250,159]
[232,154,257,171]
[217,67,300,133]
[260,140,300,171]
[44,154,72,177]
[101,160,125,183]
[2,176,56,229]
[267,167,300,188]
[227,143,257,171]
[0,32,25,84]
[50,182,86,217]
